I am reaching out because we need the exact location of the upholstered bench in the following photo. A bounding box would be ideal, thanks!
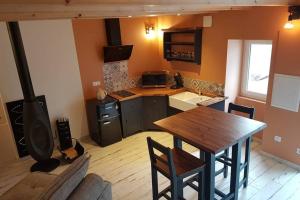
[0,153,112,200]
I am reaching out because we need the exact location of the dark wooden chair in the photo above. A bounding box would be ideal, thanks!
[147,137,206,200]
[215,102,255,188]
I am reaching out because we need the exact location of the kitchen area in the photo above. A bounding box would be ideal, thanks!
[83,18,227,147]
[86,70,226,147]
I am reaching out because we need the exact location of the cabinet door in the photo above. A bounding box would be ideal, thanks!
[208,100,225,111]
[99,116,122,146]
[120,97,143,137]
[143,96,168,130]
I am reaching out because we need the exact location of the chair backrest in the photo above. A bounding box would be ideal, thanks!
[228,102,255,119]
[146,137,176,178]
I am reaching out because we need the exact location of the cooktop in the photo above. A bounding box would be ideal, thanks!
[114,90,136,98]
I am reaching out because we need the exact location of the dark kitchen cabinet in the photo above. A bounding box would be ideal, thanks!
[143,96,168,130]
[86,97,122,147]
[207,100,225,111]
[120,97,143,137]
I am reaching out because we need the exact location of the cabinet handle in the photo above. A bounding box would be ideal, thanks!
[105,106,113,110]
[102,114,109,118]
[103,121,111,125]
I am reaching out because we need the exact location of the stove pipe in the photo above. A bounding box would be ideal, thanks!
[7,22,55,164]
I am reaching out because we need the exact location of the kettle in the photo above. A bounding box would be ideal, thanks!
[96,88,108,100]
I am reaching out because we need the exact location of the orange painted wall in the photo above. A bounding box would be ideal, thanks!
[263,21,300,165]
[72,19,106,100]
[120,17,161,76]
[72,17,161,100]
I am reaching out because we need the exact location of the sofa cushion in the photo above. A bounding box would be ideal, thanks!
[0,172,57,200]
[39,153,90,200]
[67,173,112,200]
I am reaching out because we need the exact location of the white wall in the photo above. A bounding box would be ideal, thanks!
[224,40,243,110]
[0,20,88,157]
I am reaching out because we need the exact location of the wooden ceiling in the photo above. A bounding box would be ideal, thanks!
[0,0,297,21]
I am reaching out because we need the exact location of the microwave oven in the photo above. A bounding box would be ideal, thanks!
[141,71,168,88]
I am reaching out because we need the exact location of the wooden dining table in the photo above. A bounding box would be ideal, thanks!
[154,106,267,200]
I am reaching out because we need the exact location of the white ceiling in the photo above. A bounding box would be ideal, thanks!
[0,0,297,21]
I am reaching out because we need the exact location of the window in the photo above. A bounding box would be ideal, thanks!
[241,40,273,101]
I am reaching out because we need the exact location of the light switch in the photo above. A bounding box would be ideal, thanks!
[203,16,213,27]
[92,81,101,87]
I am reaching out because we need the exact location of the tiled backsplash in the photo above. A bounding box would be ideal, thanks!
[103,61,139,93]
[183,77,224,96]
[103,61,224,96]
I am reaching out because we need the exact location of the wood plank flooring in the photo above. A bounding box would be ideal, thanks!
[0,131,299,200]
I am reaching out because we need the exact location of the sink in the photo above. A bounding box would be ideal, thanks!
[169,91,212,111]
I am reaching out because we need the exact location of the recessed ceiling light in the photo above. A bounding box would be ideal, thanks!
[128,16,132,18]
[148,14,157,17]
[177,13,181,16]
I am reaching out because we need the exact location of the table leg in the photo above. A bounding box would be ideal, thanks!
[230,141,242,200]
[173,136,182,149]
[243,137,251,188]
[173,136,184,198]
[204,152,215,200]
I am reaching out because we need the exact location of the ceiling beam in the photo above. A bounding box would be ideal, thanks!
[0,0,296,21]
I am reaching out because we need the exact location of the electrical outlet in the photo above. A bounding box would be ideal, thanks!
[296,148,300,156]
[274,136,282,143]
[92,81,101,87]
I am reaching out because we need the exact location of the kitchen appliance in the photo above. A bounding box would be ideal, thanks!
[114,90,136,98]
[56,118,72,151]
[86,96,122,147]
[104,18,133,63]
[7,22,59,172]
[142,71,168,88]
[171,72,184,89]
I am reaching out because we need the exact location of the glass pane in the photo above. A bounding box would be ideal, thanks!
[247,43,272,95]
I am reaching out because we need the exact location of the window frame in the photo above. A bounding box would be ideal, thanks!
[241,40,273,101]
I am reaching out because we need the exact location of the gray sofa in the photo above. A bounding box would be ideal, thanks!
[0,153,112,200]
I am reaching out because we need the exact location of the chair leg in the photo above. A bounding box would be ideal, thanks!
[243,137,251,188]
[170,178,178,200]
[151,167,159,200]
[223,148,229,178]
[198,171,204,200]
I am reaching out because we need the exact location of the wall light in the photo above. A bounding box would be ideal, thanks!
[145,23,156,39]
[284,6,300,29]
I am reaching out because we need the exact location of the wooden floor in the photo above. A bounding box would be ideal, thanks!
[0,131,299,200]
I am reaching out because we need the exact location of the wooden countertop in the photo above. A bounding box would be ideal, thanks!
[109,87,186,101]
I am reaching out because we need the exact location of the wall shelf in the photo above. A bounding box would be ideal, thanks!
[164,42,194,45]
[163,27,202,64]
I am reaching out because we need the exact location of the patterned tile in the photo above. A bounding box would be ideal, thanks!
[103,61,138,93]
[103,61,224,95]
[183,76,224,96]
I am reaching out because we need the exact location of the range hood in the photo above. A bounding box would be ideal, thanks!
[104,18,133,63]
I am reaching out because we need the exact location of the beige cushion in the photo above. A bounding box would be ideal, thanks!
[0,172,57,200]
[0,153,90,200]
[40,153,90,200]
